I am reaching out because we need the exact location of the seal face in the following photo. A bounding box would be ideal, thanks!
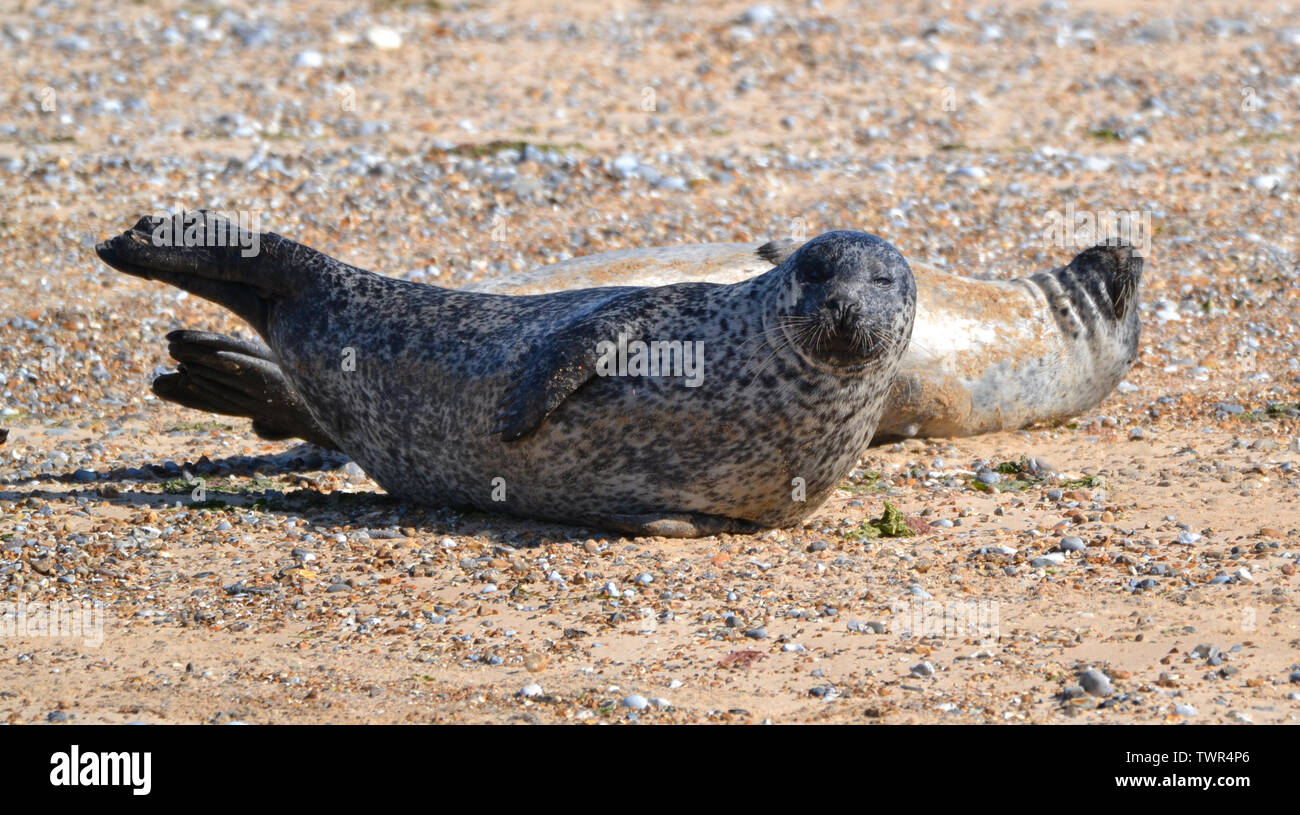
[776,231,916,372]
[97,214,915,537]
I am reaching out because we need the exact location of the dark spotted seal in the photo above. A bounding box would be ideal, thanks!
[96,213,916,537]
[468,239,1144,442]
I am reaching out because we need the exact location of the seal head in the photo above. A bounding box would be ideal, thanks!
[775,231,916,372]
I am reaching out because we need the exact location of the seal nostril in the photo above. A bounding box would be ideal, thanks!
[828,299,859,326]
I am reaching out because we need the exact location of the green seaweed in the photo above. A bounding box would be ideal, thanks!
[846,501,914,540]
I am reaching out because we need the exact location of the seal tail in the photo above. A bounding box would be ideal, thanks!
[94,211,322,337]
[153,329,340,451]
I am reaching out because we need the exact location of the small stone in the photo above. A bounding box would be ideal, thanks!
[611,154,640,178]
[621,694,649,710]
[1059,536,1086,552]
[911,661,935,677]
[1032,553,1066,567]
[293,50,323,68]
[1174,704,1198,718]
[1079,668,1112,697]
[744,627,768,639]
[1251,175,1281,191]
[365,26,402,50]
[519,683,543,698]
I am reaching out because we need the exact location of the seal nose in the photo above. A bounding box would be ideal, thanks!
[827,298,860,329]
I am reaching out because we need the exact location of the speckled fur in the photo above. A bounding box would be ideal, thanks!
[97,216,915,535]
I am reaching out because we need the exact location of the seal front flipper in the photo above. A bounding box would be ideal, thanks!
[495,288,683,441]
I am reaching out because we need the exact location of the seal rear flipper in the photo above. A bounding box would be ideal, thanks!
[1035,242,1145,339]
[596,512,764,539]
[1064,243,1144,321]
[756,238,802,266]
[94,211,336,337]
[153,329,341,451]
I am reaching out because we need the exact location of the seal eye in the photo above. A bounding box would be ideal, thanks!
[873,276,894,288]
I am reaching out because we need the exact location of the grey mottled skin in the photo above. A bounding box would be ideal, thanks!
[96,214,915,537]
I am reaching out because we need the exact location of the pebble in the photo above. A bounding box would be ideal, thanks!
[519,683,543,698]
[365,26,402,50]
[1079,669,1112,697]
[1031,553,1066,567]
[1059,536,1085,552]
[621,694,649,710]
[612,154,640,179]
[1251,175,1280,191]
[293,50,323,69]
[911,661,935,677]
[1174,704,1198,718]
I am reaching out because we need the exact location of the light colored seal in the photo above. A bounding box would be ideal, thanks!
[468,238,1144,442]
[96,213,917,537]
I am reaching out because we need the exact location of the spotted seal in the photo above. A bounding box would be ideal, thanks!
[96,213,916,537]
[468,239,1144,442]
